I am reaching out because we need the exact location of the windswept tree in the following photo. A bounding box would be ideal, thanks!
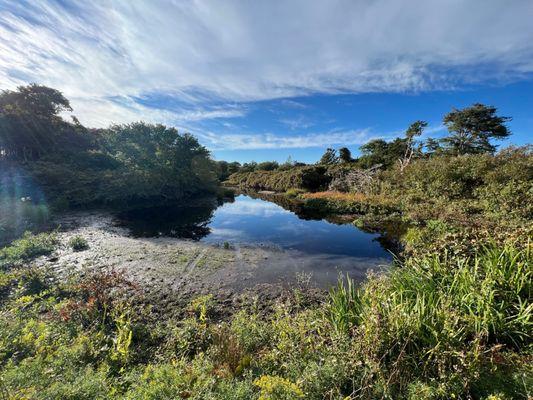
[441,103,511,155]
[358,138,408,169]
[399,120,427,171]
[319,148,338,165]
[424,137,443,156]
[338,147,353,163]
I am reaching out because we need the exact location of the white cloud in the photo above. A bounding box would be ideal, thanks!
[279,116,314,131]
[196,129,379,150]
[1,0,532,141]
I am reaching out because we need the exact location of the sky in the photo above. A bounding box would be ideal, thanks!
[1,0,532,163]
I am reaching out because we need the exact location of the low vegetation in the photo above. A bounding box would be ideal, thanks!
[0,231,57,269]
[227,165,329,192]
[0,233,530,399]
[68,235,89,252]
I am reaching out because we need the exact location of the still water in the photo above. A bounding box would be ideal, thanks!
[117,194,392,283]
[203,195,388,259]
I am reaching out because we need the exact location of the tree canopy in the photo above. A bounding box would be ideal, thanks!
[441,103,511,155]
[338,147,352,163]
[0,84,90,160]
[319,148,338,165]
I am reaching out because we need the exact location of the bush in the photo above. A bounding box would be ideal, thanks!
[302,191,397,216]
[0,231,58,269]
[285,188,306,198]
[226,166,329,192]
[68,235,89,252]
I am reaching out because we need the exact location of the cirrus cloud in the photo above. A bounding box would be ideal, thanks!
[0,0,532,149]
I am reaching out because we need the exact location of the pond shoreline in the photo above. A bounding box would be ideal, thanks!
[35,209,388,317]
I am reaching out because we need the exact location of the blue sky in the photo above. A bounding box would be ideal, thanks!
[1,1,532,163]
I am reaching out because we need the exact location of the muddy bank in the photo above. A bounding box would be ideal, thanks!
[32,210,388,316]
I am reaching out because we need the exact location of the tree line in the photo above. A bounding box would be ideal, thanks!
[319,103,511,169]
[219,103,512,177]
[0,84,218,206]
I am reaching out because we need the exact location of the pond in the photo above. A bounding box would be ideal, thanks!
[117,193,392,286]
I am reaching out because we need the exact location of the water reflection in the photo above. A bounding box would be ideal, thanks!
[117,194,391,261]
[117,201,218,240]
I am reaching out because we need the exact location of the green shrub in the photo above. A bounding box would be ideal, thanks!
[0,231,58,269]
[285,188,306,198]
[68,235,89,252]
[226,166,329,192]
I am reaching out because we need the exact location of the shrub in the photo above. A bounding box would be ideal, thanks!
[302,191,397,216]
[0,231,58,269]
[226,166,329,192]
[68,235,89,252]
[254,375,304,399]
[285,188,306,198]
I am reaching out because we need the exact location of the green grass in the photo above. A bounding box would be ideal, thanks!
[0,231,58,269]
[68,235,89,252]
[327,244,532,398]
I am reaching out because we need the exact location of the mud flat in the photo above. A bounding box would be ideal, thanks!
[31,207,388,317]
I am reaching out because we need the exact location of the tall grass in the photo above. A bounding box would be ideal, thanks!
[328,243,532,397]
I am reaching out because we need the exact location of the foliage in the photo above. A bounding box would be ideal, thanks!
[216,160,242,181]
[338,147,352,163]
[254,375,304,399]
[441,103,511,155]
[285,188,306,198]
[68,236,89,252]
[318,148,338,165]
[399,120,427,170]
[327,244,532,398]
[226,166,329,192]
[0,231,57,269]
[0,242,530,399]
[302,191,397,216]
[0,84,91,161]
[1,85,219,209]
[358,137,409,169]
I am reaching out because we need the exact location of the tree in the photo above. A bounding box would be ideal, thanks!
[358,138,408,169]
[257,161,279,171]
[441,103,511,155]
[338,147,353,163]
[319,148,338,165]
[102,122,217,199]
[424,138,442,156]
[0,84,89,160]
[399,120,427,171]
[240,162,258,173]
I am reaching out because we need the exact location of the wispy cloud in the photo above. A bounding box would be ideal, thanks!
[0,0,532,143]
[279,115,314,131]
[196,128,382,150]
[280,99,308,109]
